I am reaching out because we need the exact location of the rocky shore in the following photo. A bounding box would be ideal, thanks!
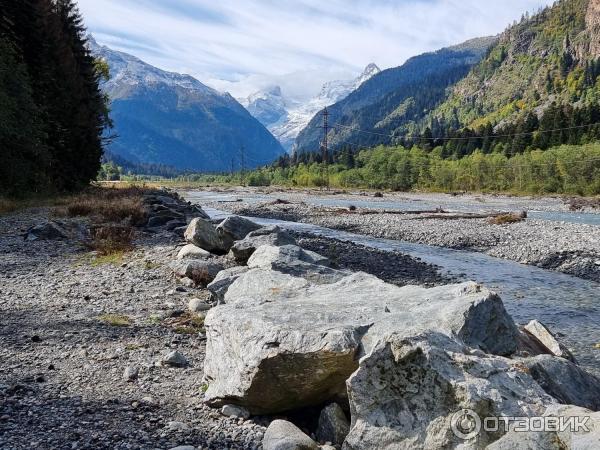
[2,189,600,449]
[196,190,600,282]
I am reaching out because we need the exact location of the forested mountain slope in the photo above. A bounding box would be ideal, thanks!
[294,37,496,153]
[431,0,599,130]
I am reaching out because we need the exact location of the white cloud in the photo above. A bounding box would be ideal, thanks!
[76,0,553,100]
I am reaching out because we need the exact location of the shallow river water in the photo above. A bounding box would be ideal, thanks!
[184,191,600,375]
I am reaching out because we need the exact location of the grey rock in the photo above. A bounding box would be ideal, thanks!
[189,205,210,220]
[316,403,349,445]
[169,447,196,450]
[203,275,520,414]
[25,221,68,241]
[345,332,553,450]
[207,266,251,303]
[229,226,296,262]
[221,404,250,419]
[222,268,309,307]
[147,213,183,228]
[161,351,188,368]
[167,421,190,432]
[524,354,600,410]
[170,260,224,286]
[184,218,226,253]
[188,298,212,314]
[153,195,178,206]
[177,244,212,260]
[263,420,319,450]
[247,245,348,284]
[523,320,575,362]
[215,216,262,250]
[123,366,139,382]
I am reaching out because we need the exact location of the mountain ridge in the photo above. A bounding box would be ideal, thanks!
[89,37,285,172]
[294,37,496,153]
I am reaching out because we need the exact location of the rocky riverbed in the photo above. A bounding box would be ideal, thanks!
[0,207,269,450]
[192,188,600,282]
[0,192,455,450]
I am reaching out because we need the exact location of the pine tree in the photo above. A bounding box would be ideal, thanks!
[0,0,109,194]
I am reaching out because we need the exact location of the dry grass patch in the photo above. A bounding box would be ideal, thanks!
[488,213,525,225]
[88,225,135,255]
[98,313,131,327]
[55,186,148,225]
[165,312,205,335]
[0,198,19,215]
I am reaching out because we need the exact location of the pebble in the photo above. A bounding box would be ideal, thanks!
[167,421,190,432]
[188,298,212,313]
[123,366,139,381]
[221,404,250,420]
[161,351,188,368]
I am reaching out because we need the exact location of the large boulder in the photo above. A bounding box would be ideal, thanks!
[203,275,520,414]
[25,221,68,241]
[247,244,349,284]
[184,218,226,254]
[223,269,310,306]
[215,216,262,250]
[230,226,297,263]
[344,332,553,450]
[170,259,224,286]
[206,266,251,303]
[523,355,600,411]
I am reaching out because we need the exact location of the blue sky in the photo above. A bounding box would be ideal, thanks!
[77,0,553,101]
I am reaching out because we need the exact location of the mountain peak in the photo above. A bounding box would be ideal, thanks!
[362,63,381,77]
[355,63,381,88]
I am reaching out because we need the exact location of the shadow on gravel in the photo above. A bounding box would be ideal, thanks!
[0,384,229,450]
[0,308,160,353]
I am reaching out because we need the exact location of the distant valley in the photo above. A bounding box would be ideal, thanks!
[241,64,381,152]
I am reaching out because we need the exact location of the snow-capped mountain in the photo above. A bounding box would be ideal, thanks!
[243,64,380,151]
[88,36,284,172]
[243,86,288,127]
[89,36,217,98]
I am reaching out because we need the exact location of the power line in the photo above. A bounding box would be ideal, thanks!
[331,121,600,142]
[320,107,330,190]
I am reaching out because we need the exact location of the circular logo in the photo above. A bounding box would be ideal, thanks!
[451,409,481,440]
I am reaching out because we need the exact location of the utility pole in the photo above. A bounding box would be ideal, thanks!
[321,107,330,190]
[239,145,246,186]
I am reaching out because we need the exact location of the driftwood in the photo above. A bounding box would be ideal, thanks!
[334,207,527,221]
[356,208,446,216]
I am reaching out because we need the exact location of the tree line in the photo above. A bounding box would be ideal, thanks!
[236,142,600,196]
[0,0,108,196]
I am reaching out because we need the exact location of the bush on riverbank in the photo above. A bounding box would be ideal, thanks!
[55,186,147,225]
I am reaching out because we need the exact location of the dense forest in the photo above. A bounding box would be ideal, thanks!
[211,142,600,196]
[0,0,108,196]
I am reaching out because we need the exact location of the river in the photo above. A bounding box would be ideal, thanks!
[183,190,600,376]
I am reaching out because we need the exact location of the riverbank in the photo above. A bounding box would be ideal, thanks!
[0,192,451,449]
[191,187,600,283]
